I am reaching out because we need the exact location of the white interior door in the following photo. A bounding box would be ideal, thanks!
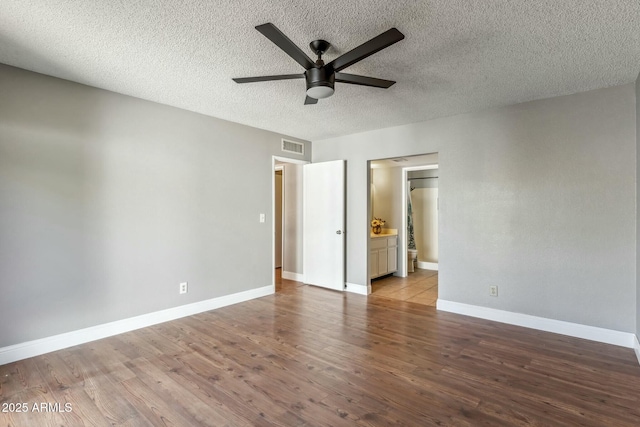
[303,160,345,291]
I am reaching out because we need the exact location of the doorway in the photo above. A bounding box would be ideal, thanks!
[274,167,283,270]
[368,153,439,305]
[403,164,439,274]
[272,156,308,291]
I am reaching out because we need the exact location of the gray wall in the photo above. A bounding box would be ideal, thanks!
[314,83,636,333]
[0,64,310,348]
[637,75,640,338]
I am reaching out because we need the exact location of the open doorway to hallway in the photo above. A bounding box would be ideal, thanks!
[368,153,439,306]
[272,156,307,292]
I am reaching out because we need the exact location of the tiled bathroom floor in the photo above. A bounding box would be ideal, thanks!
[370,268,438,306]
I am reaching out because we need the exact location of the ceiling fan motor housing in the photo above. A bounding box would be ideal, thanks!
[305,67,335,99]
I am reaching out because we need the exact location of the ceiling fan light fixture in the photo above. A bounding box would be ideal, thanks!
[232,24,404,104]
[306,84,334,99]
[305,67,335,99]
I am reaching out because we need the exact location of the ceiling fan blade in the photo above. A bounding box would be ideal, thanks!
[328,28,404,72]
[256,23,317,70]
[233,74,304,83]
[334,72,395,88]
[304,96,318,105]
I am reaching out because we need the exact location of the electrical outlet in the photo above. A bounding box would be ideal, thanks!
[259,213,265,223]
[489,285,498,297]
[179,282,188,294]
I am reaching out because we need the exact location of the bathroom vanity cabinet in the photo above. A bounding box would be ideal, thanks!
[370,235,398,279]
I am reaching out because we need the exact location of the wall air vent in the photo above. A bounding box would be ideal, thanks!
[282,139,304,155]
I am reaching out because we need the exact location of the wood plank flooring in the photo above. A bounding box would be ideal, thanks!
[2,280,640,426]
[371,268,438,306]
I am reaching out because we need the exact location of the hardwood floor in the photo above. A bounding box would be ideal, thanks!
[274,267,302,293]
[371,268,438,306]
[2,281,640,426]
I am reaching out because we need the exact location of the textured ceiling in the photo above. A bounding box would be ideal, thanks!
[1,1,639,141]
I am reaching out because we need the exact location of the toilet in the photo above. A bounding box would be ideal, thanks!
[407,249,418,273]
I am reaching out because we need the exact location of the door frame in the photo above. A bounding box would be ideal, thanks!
[272,156,309,290]
[400,164,439,277]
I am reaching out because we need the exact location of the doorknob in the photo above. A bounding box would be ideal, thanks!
[336,230,342,235]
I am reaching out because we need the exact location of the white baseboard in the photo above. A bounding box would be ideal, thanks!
[436,299,636,349]
[416,261,438,270]
[634,335,640,366]
[345,282,369,295]
[281,271,304,282]
[0,285,274,366]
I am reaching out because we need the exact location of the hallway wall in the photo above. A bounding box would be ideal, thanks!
[274,171,283,268]
[282,163,304,276]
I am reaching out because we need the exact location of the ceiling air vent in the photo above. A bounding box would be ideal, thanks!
[282,139,304,155]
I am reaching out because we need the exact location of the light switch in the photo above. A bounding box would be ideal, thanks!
[259,213,265,223]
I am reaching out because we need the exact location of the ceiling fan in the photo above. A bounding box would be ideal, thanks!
[232,23,405,105]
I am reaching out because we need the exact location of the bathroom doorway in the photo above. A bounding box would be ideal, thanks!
[368,153,439,305]
[403,164,439,273]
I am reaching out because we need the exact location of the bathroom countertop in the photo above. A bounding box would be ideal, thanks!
[370,228,398,238]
